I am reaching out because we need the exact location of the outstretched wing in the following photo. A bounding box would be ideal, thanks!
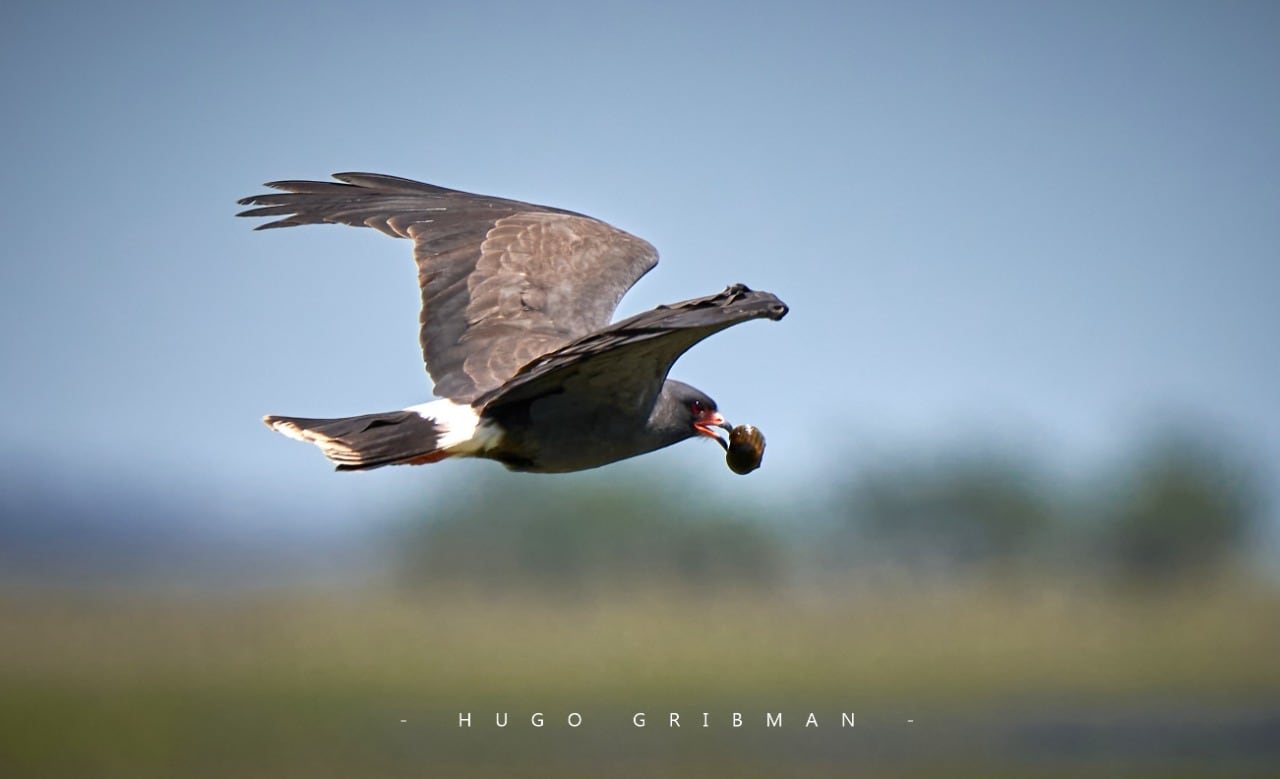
[237,173,658,403]
[478,285,790,416]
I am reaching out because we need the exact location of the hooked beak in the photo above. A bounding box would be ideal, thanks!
[694,411,733,451]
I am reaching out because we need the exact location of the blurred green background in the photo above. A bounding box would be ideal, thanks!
[3,1,1279,776]
[4,429,1277,778]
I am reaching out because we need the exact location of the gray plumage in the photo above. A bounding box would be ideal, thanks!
[263,411,443,471]
[239,173,788,473]
[240,173,657,403]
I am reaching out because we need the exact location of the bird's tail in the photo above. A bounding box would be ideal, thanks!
[263,409,451,471]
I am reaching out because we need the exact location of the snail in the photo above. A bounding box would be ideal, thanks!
[725,424,765,475]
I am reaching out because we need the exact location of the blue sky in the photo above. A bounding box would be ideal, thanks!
[2,1,1277,535]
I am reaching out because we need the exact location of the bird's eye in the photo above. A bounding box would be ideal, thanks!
[690,400,705,415]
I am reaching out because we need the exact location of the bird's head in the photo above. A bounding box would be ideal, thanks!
[659,380,732,450]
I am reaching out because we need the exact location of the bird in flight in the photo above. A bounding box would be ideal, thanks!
[237,173,788,473]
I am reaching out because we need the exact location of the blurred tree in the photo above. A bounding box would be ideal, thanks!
[387,430,1265,593]
[831,450,1059,573]
[392,472,785,593]
[1102,433,1260,583]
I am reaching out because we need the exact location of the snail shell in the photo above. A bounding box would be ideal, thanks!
[725,424,765,475]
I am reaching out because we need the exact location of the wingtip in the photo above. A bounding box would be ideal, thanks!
[330,171,442,192]
[725,283,788,319]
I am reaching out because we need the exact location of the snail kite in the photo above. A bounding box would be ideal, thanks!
[237,173,788,473]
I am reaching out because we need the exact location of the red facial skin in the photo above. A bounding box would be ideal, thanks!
[692,406,732,450]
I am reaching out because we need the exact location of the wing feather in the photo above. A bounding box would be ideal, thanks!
[478,285,789,415]
[238,173,659,402]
